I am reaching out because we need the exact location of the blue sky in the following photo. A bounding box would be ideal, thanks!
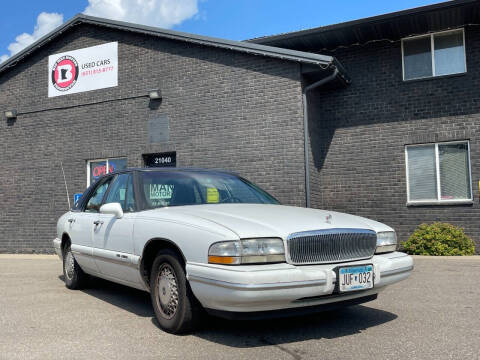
[0,0,441,62]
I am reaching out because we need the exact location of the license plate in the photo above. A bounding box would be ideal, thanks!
[338,264,374,293]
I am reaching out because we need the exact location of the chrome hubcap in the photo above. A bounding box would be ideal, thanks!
[156,264,179,319]
[64,250,75,280]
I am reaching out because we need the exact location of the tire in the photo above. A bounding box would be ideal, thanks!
[150,249,202,334]
[63,243,87,289]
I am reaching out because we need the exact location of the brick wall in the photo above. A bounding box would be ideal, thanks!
[0,24,306,252]
[307,25,480,251]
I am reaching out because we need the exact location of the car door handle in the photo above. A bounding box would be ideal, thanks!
[93,220,104,226]
[67,218,75,223]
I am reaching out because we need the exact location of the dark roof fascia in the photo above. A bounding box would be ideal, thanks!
[0,15,80,75]
[249,0,477,44]
[0,13,342,76]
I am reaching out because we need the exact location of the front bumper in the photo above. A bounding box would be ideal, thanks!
[53,238,62,259]
[186,252,413,312]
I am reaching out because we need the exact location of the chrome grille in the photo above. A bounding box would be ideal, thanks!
[286,228,377,264]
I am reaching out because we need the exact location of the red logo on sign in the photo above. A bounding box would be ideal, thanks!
[51,55,79,91]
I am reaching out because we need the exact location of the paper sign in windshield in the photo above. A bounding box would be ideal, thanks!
[150,184,174,200]
[207,188,219,203]
[119,189,126,201]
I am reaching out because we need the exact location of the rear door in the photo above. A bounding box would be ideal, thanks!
[68,177,113,274]
[92,173,140,284]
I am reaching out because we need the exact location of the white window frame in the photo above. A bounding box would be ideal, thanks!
[405,140,473,205]
[87,157,127,187]
[401,28,467,81]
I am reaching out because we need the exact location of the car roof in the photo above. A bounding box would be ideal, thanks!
[107,167,240,177]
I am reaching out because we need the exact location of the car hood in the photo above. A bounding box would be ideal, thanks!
[152,204,393,239]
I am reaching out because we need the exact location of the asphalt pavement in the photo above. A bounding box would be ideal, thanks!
[0,255,478,360]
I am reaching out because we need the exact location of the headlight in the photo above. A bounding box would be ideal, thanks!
[208,238,285,265]
[375,231,397,253]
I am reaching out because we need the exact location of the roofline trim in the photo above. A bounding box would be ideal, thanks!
[249,0,477,44]
[0,13,341,75]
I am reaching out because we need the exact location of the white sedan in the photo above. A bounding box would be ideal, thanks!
[53,168,413,333]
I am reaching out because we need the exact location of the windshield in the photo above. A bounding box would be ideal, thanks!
[139,171,280,209]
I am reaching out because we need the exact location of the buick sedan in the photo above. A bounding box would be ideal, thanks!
[53,168,413,333]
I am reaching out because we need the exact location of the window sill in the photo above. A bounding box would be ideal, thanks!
[407,200,473,207]
[403,72,466,83]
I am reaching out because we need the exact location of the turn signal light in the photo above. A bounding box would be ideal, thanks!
[208,256,240,265]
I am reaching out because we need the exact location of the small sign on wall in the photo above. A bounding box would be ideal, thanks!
[74,193,83,204]
[143,152,176,168]
[148,115,169,143]
[48,42,118,97]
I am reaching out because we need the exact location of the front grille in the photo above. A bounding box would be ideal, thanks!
[286,228,377,265]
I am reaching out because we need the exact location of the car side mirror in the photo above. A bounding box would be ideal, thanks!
[100,203,124,219]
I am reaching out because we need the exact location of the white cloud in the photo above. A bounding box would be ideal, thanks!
[0,0,198,63]
[0,12,63,63]
[83,0,198,28]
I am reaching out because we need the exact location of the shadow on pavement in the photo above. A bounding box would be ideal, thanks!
[72,276,154,318]
[60,275,397,347]
[193,305,397,348]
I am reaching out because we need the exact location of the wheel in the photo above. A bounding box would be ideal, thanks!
[63,243,87,289]
[150,249,202,334]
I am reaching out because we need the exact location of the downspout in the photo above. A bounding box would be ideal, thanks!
[302,67,339,208]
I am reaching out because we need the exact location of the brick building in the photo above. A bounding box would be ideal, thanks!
[252,0,480,251]
[0,0,479,252]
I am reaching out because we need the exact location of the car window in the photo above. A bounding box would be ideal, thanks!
[197,178,260,204]
[104,173,136,212]
[125,174,136,212]
[141,173,202,208]
[85,178,112,213]
[139,171,279,209]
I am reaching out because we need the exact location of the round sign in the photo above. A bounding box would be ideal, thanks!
[51,55,79,91]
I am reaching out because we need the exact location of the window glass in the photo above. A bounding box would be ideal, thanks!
[109,158,128,173]
[125,174,136,212]
[434,31,465,76]
[142,174,198,208]
[103,173,136,212]
[88,158,127,185]
[85,179,112,213]
[196,176,263,204]
[406,142,471,203]
[105,174,129,210]
[139,171,279,209]
[439,143,471,200]
[403,36,432,80]
[403,30,465,80]
[407,145,437,201]
[90,161,107,185]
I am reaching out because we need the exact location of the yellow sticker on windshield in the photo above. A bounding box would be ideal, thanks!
[207,188,219,203]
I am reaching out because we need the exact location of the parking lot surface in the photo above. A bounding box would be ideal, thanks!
[0,255,478,360]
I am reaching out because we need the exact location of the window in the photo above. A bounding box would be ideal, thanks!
[402,29,466,80]
[138,171,279,209]
[104,173,136,212]
[405,141,472,204]
[87,157,127,186]
[85,178,113,213]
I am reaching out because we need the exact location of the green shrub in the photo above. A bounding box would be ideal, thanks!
[402,222,475,256]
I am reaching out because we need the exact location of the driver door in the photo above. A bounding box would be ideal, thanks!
[92,172,139,284]
[68,177,113,274]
